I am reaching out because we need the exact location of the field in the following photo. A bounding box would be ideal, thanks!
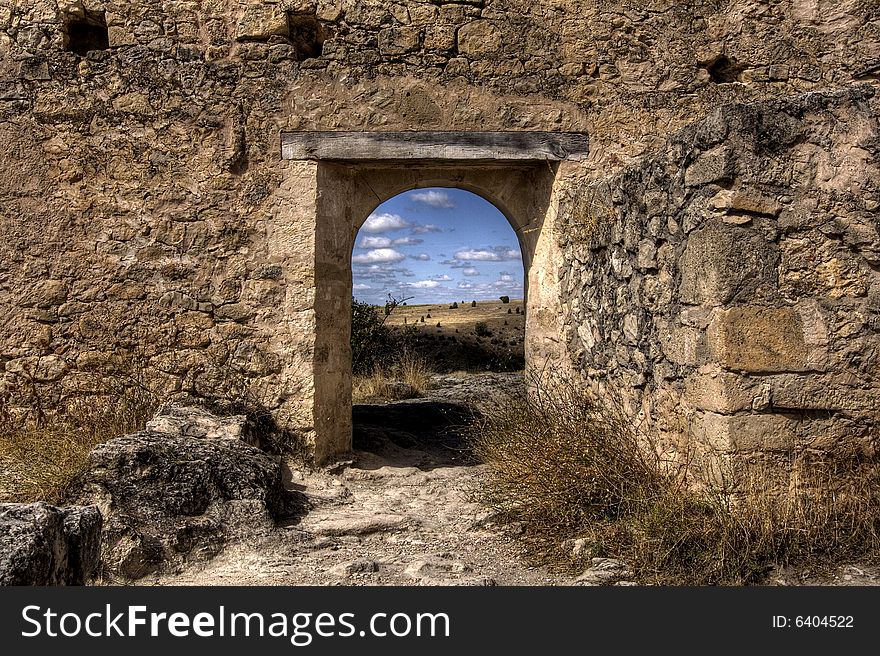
[383,299,524,372]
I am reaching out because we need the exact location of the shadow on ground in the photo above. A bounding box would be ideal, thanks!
[352,399,480,470]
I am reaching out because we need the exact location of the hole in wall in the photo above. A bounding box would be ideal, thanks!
[64,10,110,56]
[288,12,332,61]
[703,55,747,83]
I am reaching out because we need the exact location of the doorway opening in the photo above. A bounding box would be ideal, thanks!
[284,134,584,463]
[349,187,528,468]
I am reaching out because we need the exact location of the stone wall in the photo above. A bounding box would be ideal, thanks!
[558,87,880,482]
[1,0,878,462]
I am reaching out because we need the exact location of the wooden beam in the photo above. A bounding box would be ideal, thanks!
[280,131,589,162]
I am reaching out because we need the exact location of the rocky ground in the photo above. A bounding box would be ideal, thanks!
[135,374,576,586]
[128,373,879,588]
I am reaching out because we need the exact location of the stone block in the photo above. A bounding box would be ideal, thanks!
[108,25,137,47]
[693,411,796,453]
[457,20,502,56]
[679,222,778,305]
[22,279,68,308]
[684,369,764,413]
[378,27,421,56]
[684,146,733,187]
[637,238,657,269]
[767,373,874,413]
[658,322,706,366]
[710,189,781,216]
[707,304,826,373]
[236,5,289,42]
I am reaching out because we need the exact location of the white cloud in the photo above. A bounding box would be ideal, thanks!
[463,267,480,277]
[352,248,407,265]
[453,246,521,262]
[410,190,456,209]
[361,213,411,233]
[411,224,442,234]
[457,282,475,289]
[402,280,441,289]
[358,235,392,249]
[353,283,371,290]
[409,253,431,261]
[499,273,514,282]
[392,237,424,246]
[433,274,452,281]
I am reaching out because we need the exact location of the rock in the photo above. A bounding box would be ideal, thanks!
[330,559,381,576]
[574,557,634,586]
[457,20,503,56]
[146,404,258,446]
[0,502,102,585]
[303,512,413,537]
[566,537,592,558]
[405,555,474,579]
[76,430,284,580]
[235,5,289,42]
[61,506,103,584]
[684,146,733,187]
[378,27,421,56]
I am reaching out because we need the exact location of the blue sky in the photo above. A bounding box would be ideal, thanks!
[352,188,525,305]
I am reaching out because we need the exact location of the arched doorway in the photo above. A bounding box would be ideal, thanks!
[279,131,588,462]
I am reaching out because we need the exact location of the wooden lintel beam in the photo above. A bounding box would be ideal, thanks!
[280,131,589,162]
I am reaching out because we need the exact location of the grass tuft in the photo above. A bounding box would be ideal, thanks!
[352,352,433,403]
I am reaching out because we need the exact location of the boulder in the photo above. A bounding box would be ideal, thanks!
[76,429,284,580]
[0,502,102,585]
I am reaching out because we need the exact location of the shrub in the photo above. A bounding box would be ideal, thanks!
[0,379,158,504]
[450,302,459,309]
[474,322,492,337]
[351,297,391,375]
[471,300,477,307]
[500,296,510,304]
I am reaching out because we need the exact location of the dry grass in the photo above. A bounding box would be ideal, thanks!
[0,383,158,504]
[472,379,880,585]
[352,352,433,403]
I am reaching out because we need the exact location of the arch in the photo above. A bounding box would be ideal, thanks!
[305,160,564,462]
[274,131,587,463]
[353,180,535,297]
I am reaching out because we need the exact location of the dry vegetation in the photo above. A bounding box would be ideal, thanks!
[352,351,433,403]
[472,377,880,585]
[0,379,158,504]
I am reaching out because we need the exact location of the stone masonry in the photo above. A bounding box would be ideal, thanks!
[557,87,880,483]
[1,1,878,472]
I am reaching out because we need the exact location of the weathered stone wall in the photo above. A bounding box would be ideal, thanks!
[1,0,878,462]
[558,87,880,482]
